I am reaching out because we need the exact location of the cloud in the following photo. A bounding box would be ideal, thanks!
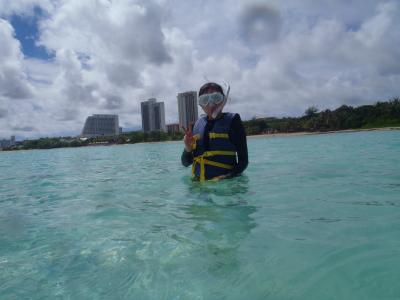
[228,1,400,117]
[38,1,171,83]
[0,19,33,100]
[0,0,53,17]
[102,94,124,110]
[12,125,35,132]
[19,0,174,134]
[0,0,399,138]
[0,107,7,118]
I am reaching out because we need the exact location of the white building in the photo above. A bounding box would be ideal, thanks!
[81,114,120,137]
[141,98,167,132]
[178,91,198,131]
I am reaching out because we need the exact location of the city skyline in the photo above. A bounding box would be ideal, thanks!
[0,90,201,141]
[1,1,400,139]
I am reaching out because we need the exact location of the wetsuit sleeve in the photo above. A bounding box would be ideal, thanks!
[181,149,193,167]
[229,114,248,175]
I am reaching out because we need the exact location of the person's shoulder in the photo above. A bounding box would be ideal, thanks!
[223,112,240,118]
[224,112,242,122]
[193,115,207,129]
[195,115,207,123]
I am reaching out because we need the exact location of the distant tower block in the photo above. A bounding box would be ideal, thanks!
[178,91,198,131]
[141,98,167,132]
[81,114,120,137]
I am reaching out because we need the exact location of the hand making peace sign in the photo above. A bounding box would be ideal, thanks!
[182,125,194,152]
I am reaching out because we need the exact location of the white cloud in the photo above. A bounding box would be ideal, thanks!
[0,0,53,17]
[0,19,37,138]
[0,19,33,99]
[229,1,400,117]
[0,0,399,138]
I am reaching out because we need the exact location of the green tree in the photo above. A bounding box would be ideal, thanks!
[305,106,319,118]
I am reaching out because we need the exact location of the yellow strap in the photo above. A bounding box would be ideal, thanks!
[203,159,234,170]
[209,132,229,139]
[192,151,237,181]
[191,134,200,150]
[192,156,206,181]
[191,160,196,177]
[202,151,236,157]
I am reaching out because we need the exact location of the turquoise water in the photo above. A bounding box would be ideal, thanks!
[1,130,399,299]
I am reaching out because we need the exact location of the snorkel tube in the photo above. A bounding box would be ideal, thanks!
[211,84,230,119]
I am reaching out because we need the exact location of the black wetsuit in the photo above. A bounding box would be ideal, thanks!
[181,113,248,177]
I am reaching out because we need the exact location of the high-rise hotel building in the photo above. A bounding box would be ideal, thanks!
[141,98,167,132]
[178,91,198,131]
[81,114,120,137]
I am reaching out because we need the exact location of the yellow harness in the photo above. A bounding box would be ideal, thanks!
[191,133,236,181]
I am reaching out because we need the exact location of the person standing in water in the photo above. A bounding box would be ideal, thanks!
[181,82,248,181]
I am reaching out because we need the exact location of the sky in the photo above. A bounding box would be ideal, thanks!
[0,0,400,139]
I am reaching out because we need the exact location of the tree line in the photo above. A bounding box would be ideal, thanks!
[243,98,400,135]
[15,131,184,151]
[3,97,399,151]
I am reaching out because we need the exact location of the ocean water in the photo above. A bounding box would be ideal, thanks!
[0,130,399,300]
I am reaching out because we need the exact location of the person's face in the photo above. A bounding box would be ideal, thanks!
[200,88,223,119]
[202,104,216,118]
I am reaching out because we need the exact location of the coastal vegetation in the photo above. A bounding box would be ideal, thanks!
[243,98,400,135]
[12,131,184,151]
[3,98,400,151]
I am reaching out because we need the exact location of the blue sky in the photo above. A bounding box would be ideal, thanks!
[9,6,53,60]
[1,0,400,139]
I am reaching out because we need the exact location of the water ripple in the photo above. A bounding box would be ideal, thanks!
[0,131,399,299]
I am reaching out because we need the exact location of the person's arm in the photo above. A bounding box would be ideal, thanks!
[230,114,248,175]
[181,125,195,167]
[181,149,193,167]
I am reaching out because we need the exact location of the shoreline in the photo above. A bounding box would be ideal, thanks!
[2,127,399,152]
[135,127,400,145]
[247,127,400,139]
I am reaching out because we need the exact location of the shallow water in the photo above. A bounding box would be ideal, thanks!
[1,130,399,299]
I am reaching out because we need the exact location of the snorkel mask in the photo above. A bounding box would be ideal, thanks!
[198,84,230,119]
[198,92,224,107]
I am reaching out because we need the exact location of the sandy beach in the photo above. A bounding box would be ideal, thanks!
[137,127,400,145]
